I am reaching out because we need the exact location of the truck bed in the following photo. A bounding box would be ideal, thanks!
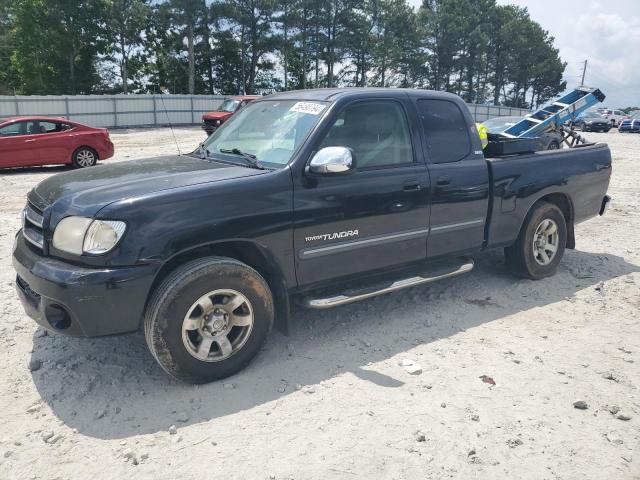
[485,143,612,248]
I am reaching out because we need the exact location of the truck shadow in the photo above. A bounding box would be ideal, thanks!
[29,249,638,440]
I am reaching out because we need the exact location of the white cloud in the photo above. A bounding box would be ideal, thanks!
[407,0,640,108]
[497,0,640,108]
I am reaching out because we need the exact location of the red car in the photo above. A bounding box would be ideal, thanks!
[0,116,114,169]
[201,95,261,135]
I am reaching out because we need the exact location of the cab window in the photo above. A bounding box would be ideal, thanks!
[418,99,471,164]
[319,100,414,168]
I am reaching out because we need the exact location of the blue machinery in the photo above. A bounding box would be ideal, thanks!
[501,87,606,143]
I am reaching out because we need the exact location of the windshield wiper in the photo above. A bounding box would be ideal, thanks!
[219,148,266,170]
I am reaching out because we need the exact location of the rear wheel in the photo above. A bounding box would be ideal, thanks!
[505,202,567,279]
[72,147,97,168]
[144,257,274,383]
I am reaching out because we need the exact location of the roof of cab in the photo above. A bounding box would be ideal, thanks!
[262,87,461,102]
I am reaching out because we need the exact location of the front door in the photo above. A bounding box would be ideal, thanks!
[0,120,41,168]
[293,98,430,286]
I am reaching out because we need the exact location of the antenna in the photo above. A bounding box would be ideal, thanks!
[158,88,182,156]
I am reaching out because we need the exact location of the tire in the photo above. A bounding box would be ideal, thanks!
[547,141,560,150]
[604,127,611,133]
[504,202,567,280]
[144,257,274,384]
[72,147,98,168]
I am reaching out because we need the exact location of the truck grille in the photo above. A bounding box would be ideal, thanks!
[22,202,45,251]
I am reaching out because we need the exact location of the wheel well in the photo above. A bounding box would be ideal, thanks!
[146,241,291,334]
[536,193,575,249]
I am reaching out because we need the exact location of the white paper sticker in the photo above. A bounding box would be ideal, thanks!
[290,101,326,115]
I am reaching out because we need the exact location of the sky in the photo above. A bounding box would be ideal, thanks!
[407,0,640,108]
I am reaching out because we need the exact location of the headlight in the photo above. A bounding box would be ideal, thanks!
[52,217,126,255]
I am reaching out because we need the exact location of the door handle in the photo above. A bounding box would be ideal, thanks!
[403,181,422,192]
[436,176,451,186]
[25,139,37,143]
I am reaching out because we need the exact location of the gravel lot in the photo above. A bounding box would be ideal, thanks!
[0,127,638,480]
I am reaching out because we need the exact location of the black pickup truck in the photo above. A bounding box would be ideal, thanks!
[13,88,612,383]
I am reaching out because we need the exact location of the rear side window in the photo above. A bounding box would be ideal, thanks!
[417,99,471,164]
[39,121,60,133]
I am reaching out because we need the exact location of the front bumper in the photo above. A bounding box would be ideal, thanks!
[12,233,158,337]
[583,123,610,131]
[201,121,219,135]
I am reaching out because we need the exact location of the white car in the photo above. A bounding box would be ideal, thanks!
[596,108,626,127]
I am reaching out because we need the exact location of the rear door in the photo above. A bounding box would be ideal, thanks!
[32,121,72,164]
[0,121,41,167]
[293,97,430,286]
[416,98,489,258]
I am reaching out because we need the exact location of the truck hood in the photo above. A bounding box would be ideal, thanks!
[28,154,266,216]
[203,111,232,121]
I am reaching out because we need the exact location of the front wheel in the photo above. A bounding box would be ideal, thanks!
[144,257,274,383]
[504,202,567,279]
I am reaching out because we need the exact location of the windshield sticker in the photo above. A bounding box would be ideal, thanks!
[290,102,326,115]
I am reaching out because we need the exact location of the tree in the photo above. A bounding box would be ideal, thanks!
[10,0,105,94]
[1,0,567,103]
[104,0,151,93]
[0,0,19,94]
[165,0,207,94]
[220,0,277,94]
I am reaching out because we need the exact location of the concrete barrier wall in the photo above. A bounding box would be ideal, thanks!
[0,94,531,128]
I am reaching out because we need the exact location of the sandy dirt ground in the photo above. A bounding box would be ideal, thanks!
[0,127,638,480]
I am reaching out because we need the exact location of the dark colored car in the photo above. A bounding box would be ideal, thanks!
[0,116,114,169]
[572,112,611,132]
[618,111,640,133]
[482,116,563,150]
[201,96,260,135]
[13,88,612,384]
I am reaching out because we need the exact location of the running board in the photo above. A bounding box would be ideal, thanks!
[301,258,474,309]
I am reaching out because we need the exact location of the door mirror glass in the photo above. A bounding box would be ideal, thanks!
[308,146,354,175]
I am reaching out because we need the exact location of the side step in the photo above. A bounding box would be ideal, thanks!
[301,258,474,309]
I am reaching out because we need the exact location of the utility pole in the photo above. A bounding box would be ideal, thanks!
[580,60,588,86]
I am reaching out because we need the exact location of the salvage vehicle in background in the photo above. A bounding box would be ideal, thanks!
[201,96,260,135]
[618,111,640,133]
[596,108,625,127]
[482,116,563,150]
[13,88,612,384]
[0,116,113,169]
[572,111,611,132]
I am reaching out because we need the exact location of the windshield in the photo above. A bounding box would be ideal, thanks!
[581,112,603,119]
[482,116,521,133]
[218,99,240,113]
[203,99,328,166]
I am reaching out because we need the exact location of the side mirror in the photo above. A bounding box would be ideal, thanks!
[307,146,354,175]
